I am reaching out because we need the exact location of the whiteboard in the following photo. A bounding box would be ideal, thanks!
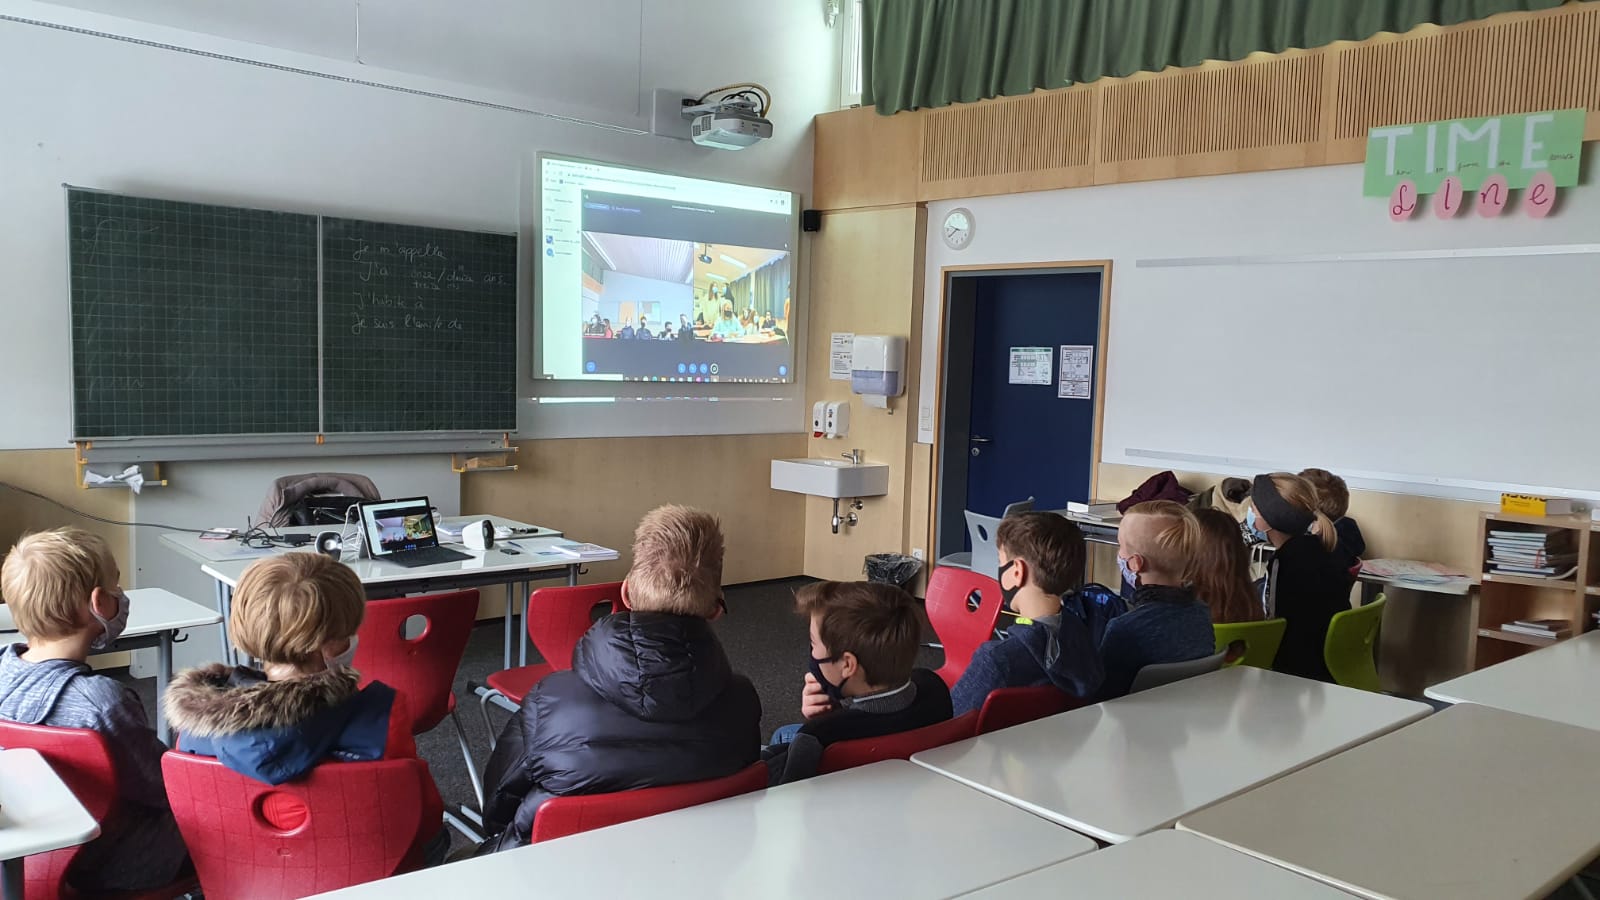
[1123,249,1600,495]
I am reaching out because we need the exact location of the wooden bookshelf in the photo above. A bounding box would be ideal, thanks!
[1471,511,1599,670]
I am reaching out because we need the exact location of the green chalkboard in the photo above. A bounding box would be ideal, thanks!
[321,217,518,433]
[67,189,520,442]
[68,189,321,438]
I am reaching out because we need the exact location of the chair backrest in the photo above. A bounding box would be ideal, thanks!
[163,752,427,900]
[925,567,1004,688]
[816,712,979,775]
[530,761,768,844]
[1325,595,1386,692]
[1128,650,1229,694]
[977,685,1082,735]
[526,582,625,672]
[0,722,116,900]
[353,589,479,735]
[962,510,1004,579]
[1001,496,1036,518]
[1212,618,1288,669]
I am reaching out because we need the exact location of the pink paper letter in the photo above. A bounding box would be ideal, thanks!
[1435,176,1463,219]
[1478,174,1508,217]
[1389,180,1418,221]
[1525,170,1556,219]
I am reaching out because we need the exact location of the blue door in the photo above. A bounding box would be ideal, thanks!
[965,272,1103,516]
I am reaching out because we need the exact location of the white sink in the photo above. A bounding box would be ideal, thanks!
[771,458,890,499]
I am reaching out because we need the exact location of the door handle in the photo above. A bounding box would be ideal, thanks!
[969,435,993,443]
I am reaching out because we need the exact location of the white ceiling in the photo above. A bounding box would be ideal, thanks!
[587,232,694,283]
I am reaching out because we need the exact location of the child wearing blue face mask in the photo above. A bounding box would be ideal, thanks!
[763,581,951,785]
[949,512,1104,715]
[1098,501,1216,699]
[0,528,190,893]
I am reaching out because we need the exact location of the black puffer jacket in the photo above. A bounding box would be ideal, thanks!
[479,611,761,851]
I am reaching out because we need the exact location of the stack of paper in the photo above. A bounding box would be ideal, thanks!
[1486,529,1578,579]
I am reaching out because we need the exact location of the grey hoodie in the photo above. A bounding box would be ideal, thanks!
[0,643,188,891]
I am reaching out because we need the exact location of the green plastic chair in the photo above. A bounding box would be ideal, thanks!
[1213,618,1287,669]
[1324,595,1387,692]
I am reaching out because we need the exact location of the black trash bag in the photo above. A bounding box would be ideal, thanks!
[864,553,922,586]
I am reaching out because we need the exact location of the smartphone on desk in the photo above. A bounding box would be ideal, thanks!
[500,547,521,555]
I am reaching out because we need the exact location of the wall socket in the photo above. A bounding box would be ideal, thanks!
[911,548,925,561]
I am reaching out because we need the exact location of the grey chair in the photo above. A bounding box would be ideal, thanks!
[1127,650,1229,694]
[936,497,1035,577]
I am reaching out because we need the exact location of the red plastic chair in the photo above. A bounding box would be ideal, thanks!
[0,721,197,900]
[925,567,1004,688]
[162,752,429,900]
[352,590,480,806]
[478,582,624,749]
[816,711,979,775]
[976,685,1083,735]
[529,761,768,844]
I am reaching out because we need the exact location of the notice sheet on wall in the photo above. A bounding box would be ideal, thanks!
[830,333,854,380]
[1059,345,1093,399]
[1008,347,1053,385]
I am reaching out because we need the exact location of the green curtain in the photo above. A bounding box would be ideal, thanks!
[862,0,1571,114]
[748,259,789,319]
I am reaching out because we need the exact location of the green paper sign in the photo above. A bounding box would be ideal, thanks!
[1363,108,1585,196]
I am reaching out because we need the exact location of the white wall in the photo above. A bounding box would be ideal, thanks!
[921,160,1600,502]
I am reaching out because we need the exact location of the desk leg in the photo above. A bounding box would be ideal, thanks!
[3,857,22,900]
[213,579,231,664]
[518,581,529,668]
[567,564,578,588]
[503,584,515,671]
[156,631,173,745]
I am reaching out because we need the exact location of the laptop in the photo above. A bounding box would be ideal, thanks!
[357,497,473,568]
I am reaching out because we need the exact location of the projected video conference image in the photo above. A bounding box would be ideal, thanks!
[539,156,796,383]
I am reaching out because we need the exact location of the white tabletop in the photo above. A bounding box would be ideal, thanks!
[1179,703,1600,900]
[911,666,1431,844]
[201,536,615,590]
[958,829,1356,899]
[0,587,218,641]
[309,761,1097,900]
[160,515,559,565]
[0,748,99,861]
[1426,630,1600,732]
[1356,572,1475,596]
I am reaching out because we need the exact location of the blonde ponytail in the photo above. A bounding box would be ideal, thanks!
[1312,511,1338,552]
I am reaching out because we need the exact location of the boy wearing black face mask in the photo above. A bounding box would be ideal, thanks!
[763,581,951,785]
[950,513,1104,716]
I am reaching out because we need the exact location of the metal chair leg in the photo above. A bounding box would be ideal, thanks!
[478,688,500,751]
[451,707,486,810]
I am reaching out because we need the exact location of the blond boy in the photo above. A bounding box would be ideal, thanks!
[0,528,188,891]
[1100,501,1215,697]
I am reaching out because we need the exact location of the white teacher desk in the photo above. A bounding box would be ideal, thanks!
[309,761,1097,900]
[0,748,98,900]
[912,666,1431,844]
[0,587,219,744]
[161,517,608,670]
[1426,629,1600,732]
[958,829,1356,899]
[1179,703,1600,900]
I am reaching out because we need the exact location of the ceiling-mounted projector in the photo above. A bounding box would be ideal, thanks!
[682,98,772,151]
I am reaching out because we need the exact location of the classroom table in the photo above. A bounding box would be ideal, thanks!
[1426,629,1600,732]
[0,588,220,744]
[194,533,615,671]
[308,761,1097,900]
[161,517,594,670]
[1178,703,1600,900]
[1356,568,1477,695]
[0,748,99,900]
[957,829,1356,899]
[911,666,1431,844]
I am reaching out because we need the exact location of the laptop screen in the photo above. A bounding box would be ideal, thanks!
[359,497,440,556]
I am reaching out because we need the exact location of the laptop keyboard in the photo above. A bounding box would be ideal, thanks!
[388,545,473,567]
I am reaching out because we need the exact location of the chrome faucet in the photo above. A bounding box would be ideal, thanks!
[841,448,863,465]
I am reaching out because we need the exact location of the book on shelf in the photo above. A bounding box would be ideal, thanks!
[1485,549,1577,565]
[1487,564,1579,580]
[1500,622,1570,639]
[548,540,615,560]
[1500,493,1577,517]
[1487,559,1578,575]
[1509,618,1570,631]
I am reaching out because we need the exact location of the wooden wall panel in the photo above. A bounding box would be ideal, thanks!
[811,2,1600,209]
[461,433,807,590]
[802,206,925,582]
[0,449,131,585]
[813,105,921,210]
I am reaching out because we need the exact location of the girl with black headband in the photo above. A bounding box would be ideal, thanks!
[1247,473,1356,682]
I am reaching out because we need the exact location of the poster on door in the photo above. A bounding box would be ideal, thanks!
[1008,347,1053,385]
[1059,345,1093,399]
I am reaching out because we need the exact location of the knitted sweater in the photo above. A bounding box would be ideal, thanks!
[1097,584,1215,698]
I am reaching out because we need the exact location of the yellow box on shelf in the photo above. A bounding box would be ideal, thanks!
[1500,493,1575,517]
